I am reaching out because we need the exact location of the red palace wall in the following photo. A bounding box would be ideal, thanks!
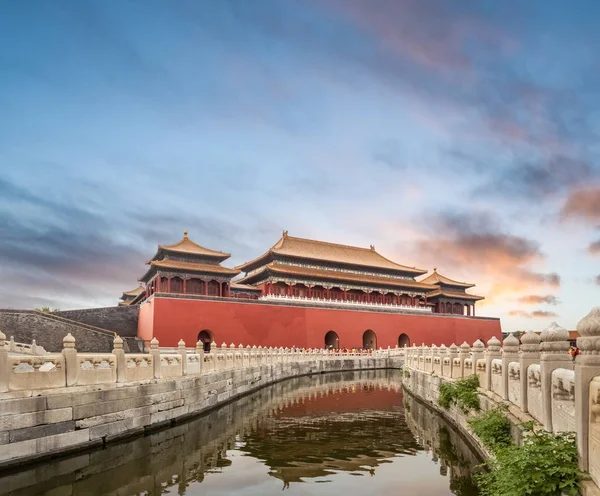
[138,296,502,349]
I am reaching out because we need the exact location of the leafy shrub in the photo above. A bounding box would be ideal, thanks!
[403,370,411,378]
[437,375,480,413]
[468,408,513,452]
[476,429,582,496]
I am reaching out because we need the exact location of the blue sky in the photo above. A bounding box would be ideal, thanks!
[1,0,600,332]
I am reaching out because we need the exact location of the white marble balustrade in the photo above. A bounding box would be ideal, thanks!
[403,308,600,492]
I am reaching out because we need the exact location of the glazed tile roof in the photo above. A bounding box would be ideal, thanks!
[419,269,474,288]
[153,231,231,260]
[426,288,484,301]
[236,232,427,275]
[139,260,240,282]
[237,263,437,291]
[121,284,145,297]
[230,282,262,291]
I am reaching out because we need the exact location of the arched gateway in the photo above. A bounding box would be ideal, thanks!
[363,329,377,350]
[197,329,214,353]
[398,333,410,347]
[324,330,339,349]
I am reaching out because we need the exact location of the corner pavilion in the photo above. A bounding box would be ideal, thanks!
[129,231,498,349]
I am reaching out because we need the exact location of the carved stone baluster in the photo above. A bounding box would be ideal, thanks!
[502,334,520,400]
[150,337,161,379]
[178,339,187,376]
[471,339,485,377]
[574,308,600,471]
[540,322,571,431]
[62,333,77,387]
[519,331,540,413]
[485,336,502,392]
[448,344,458,378]
[0,330,7,392]
[459,342,470,378]
[113,335,126,383]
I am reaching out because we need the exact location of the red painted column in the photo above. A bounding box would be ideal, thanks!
[183,278,187,294]
[167,277,172,293]
[308,286,312,298]
[473,303,476,316]
[156,275,161,293]
[343,289,347,301]
[204,280,208,296]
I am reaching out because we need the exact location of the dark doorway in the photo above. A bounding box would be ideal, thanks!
[324,330,340,349]
[398,333,410,347]
[197,329,214,353]
[363,329,377,350]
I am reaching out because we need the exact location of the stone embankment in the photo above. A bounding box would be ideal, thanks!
[403,307,600,496]
[0,331,403,470]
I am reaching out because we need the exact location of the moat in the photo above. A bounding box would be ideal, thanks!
[0,370,482,495]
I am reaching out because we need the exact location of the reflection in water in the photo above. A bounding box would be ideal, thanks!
[0,370,482,495]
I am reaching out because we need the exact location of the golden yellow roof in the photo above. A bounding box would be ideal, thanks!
[426,288,484,301]
[155,231,231,259]
[419,268,474,288]
[237,262,437,290]
[139,259,240,282]
[121,284,145,297]
[230,282,262,291]
[236,232,427,274]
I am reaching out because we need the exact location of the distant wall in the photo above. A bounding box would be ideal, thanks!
[139,296,502,348]
[0,311,119,353]
[54,307,139,337]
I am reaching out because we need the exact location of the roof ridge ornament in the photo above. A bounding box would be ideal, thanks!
[282,230,288,237]
[183,230,188,239]
[370,244,375,251]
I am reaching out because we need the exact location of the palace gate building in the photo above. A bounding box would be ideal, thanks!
[130,231,501,349]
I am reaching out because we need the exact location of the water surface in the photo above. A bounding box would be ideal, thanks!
[1,370,481,495]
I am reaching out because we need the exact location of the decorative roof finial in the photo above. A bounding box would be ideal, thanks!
[433,267,437,272]
[183,230,188,239]
[282,230,288,237]
[370,244,375,251]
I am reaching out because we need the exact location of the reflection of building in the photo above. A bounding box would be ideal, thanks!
[132,231,500,348]
[403,394,482,491]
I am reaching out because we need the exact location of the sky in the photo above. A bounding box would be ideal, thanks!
[1,0,600,332]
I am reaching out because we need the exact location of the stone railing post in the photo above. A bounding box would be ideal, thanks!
[113,335,126,383]
[196,340,205,374]
[0,330,7,392]
[540,322,572,431]
[230,343,236,368]
[471,340,485,376]
[502,334,520,400]
[31,339,38,355]
[574,308,600,471]
[519,331,541,413]
[459,342,470,378]
[150,337,161,379]
[9,336,16,353]
[438,344,447,376]
[448,343,458,377]
[178,339,187,375]
[431,345,438,374]
[485,336,502,391]
[62,333,78,387]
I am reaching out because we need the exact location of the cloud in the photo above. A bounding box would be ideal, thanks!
[0,176,272,310]
[561,186,600,222]
[589,241,600,255]
[508,310,559,318]
[409,210,560,304]
[517,295,560,305]
[596,275,600,286]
